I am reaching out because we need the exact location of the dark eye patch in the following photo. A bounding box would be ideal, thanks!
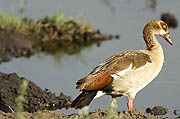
[160,22,168,31]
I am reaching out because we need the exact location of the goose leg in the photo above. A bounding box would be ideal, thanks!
[127,99,133,111]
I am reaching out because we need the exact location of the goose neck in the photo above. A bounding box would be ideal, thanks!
[143,30,160,51]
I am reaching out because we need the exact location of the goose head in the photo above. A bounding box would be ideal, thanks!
[144,20,173,45]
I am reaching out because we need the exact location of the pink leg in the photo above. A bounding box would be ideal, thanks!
[128,99,133,111]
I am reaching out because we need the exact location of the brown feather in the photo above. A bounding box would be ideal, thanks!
[76,72,113,90]
[90,51,152,75]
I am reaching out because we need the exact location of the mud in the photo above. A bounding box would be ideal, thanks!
[0,28,38,63]
[0,109,165,119]
[0,18,119,63]
[0,72,71,113]
[146,106,168,116]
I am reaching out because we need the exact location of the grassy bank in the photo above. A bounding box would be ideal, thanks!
[0,9,117,63]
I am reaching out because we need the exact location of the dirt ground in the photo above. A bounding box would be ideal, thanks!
[0,109,165,119]
[0,72,72,113]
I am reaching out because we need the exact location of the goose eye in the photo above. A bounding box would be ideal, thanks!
[162,25,167,30]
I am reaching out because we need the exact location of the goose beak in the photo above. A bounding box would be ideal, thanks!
[162,33,173,45]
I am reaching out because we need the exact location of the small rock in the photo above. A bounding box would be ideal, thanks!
[0,101,14,113]
[45,88,49,92]
[146,106,168,116]
[161,12,178,28]
[115,34,120,39]
[174,110,180,115]
[146,107,152,113]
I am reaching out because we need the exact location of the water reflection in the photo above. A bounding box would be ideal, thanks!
[145,0,157,11]
[100,0,116,13]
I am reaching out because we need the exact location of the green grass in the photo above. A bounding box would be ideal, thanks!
[15,80,29,119]
[0,11,22,29]
[0,8,73,31]
[51,8,65,26]
[33,110,41,119]
[74,105,121,119]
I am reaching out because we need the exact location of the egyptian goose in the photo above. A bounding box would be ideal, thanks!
[71,20,172,111]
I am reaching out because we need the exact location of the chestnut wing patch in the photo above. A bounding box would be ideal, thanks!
[76,72,113,90]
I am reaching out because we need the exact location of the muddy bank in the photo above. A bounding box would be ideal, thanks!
[0,72,71,113]
[1,107,179,119]
[0,109,164,119]
[0,17,119,63]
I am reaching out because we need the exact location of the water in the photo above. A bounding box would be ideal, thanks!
[0,0,180,115]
